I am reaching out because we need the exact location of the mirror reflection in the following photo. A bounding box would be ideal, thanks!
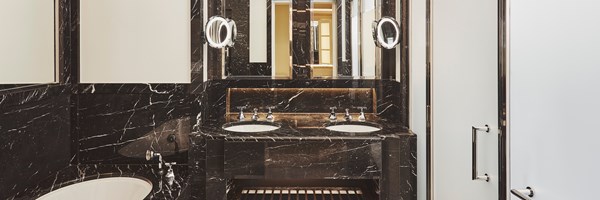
[204,0,402,80]
[308,2,335,78]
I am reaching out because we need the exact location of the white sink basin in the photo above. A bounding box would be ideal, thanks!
[325,122,382,133]
[222,121,281,133]
[37,177,152,200]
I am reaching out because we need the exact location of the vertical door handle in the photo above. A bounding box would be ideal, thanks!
[511,187,534,200]
[472,125,490,181]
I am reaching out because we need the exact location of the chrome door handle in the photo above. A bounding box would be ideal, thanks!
[472,125,490,181]
[511,187,534,200]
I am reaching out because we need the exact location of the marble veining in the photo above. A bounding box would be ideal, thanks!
[336,0,354,76]
[191,79,415,200]
[292,0,312,79]
[0,85,71,200]
[76,86,193,164]
[0,0,412,199]
[221,0,272,77]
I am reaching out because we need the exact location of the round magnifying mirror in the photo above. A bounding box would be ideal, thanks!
[372,16,401,49]
[205,16,237,48]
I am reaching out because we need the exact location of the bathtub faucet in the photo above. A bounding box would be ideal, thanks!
[146,150,177,187]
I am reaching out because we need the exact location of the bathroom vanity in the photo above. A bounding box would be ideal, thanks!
[189,80,416,200]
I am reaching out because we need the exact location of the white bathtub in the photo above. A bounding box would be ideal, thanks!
[37,177,152,200]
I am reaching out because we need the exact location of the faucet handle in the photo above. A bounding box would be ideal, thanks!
[329,107,337,112]
[165,162,177,167]
[236,106,247,111]
[145,150,162,162]
[356,107,368,122]
[265,106,277,113]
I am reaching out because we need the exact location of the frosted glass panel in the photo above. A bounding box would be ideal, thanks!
[80,0,190,83]
[0,0,55,84]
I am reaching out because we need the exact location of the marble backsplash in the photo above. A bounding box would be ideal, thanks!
[0,85,72,199]
[75,86,194,164]
[0,79,410,199]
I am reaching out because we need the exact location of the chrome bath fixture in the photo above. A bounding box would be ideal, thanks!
[146,150,177,187]
[164,162,176,187]
[145,150,163,169]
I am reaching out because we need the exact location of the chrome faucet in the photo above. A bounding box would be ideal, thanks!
[357,107,367,122]
[236,106,247,121]
[344,108,353,122]
[146,150,177,187]
[146,150,163,170]
[266,107,275,122]
[164,162,176,187]
[329,107,338,122]
[251,108,260,121]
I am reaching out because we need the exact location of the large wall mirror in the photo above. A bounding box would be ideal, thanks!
[204,0,405,80]
[0,0,57,88]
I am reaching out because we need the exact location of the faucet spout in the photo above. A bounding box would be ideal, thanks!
[344,108,353,122]
[266,107,275,122]
[357,107,367,122]
[251,108,260,121]
[236,106,247,121]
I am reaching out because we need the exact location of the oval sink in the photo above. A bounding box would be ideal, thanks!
[222,121,281,133]
[37,177,152,200]
[325,121,382,133]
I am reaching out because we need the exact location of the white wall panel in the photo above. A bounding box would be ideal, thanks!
[431,0,499,199]
[0,0,55,84]
[409,0,427,198]
[80,0,190,83]
[250,0,268,63]
[509,0,600,199]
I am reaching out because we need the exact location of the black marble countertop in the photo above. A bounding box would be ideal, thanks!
[193,119,413,140]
